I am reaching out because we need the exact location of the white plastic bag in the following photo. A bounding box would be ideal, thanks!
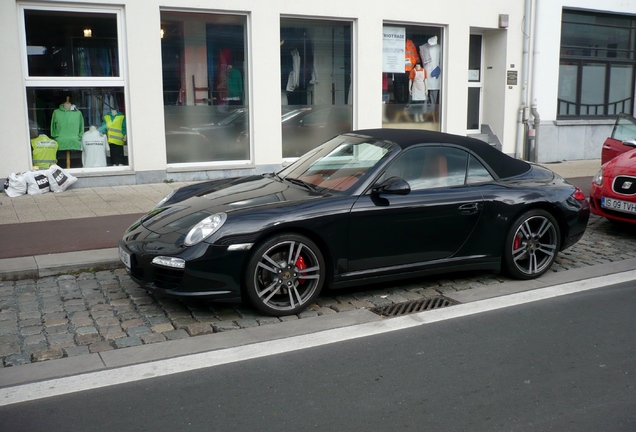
[3,172,27,197]
[24,171,51,195]
[46,164,77,193]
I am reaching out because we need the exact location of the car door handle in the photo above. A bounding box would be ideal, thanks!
[603,144,612,149]
[458,203,480,215]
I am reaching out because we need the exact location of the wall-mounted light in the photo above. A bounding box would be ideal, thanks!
[160,28,165,39]
[498,14,509,29]
[83,28,92,38]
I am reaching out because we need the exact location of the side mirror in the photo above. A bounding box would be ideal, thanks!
[372,176,411,195]
[622,139,636,148]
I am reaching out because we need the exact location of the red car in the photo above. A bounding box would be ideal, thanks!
[590,147,636,224]
[601,113,636,164]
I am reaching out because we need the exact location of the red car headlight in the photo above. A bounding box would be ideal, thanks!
[593,167,604,186]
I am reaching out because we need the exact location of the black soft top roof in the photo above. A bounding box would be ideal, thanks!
[351,128,531,179]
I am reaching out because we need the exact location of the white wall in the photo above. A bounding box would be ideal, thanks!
[1,0,525,183]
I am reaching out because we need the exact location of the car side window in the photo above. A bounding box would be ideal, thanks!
[613,114,636,141]
[467,154,494,184]
[381,146,468,191]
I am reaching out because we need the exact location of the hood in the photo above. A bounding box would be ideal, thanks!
[605,148,636,175]
[139,175,320,234]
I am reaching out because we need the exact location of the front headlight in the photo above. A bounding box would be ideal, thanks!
[184,213,227,246]
[593,167,604,186]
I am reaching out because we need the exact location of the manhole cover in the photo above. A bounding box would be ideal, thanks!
[371,296,459,317]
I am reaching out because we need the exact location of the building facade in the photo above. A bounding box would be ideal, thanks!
[532,0,636,162]
[2,1,635,189]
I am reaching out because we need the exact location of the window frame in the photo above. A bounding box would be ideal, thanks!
[558,9,636,119]
[19,3,128,171]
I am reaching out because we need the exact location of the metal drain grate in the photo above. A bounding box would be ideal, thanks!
[371,296,459,317]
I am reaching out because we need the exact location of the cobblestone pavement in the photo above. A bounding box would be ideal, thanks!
[1,214,634,367]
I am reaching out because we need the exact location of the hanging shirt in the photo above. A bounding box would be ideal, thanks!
[420,43,441,90]
[81,128,110,168]
[405,39,419,72]
[51,104,85,151]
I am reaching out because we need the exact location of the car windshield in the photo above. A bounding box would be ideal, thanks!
[278,134,396,192]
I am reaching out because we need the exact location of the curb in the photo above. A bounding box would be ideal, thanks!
[0,248,121,281]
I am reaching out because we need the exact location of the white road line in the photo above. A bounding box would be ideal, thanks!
[1,270,634,406]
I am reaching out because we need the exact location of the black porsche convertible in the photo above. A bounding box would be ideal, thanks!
[119,129,590,316]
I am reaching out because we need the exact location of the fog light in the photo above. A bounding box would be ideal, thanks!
[152,256,185,269]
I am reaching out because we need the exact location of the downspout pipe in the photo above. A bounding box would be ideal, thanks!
[530,102,540,162]
[529,0,541,163]
[516,0,533,159]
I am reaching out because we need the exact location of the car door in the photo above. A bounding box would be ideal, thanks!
[347,145,484,273]
[602,113,636,164]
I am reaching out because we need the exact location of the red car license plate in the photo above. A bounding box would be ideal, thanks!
[601,197,636,215]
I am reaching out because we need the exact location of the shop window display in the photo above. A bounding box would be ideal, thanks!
[160,12,249,164]
[382,25,442,130]
[23,8,126,169]
[280,19,353,158]
[26,88,126,168]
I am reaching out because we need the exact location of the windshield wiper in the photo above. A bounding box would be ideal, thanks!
[284,177,318,192]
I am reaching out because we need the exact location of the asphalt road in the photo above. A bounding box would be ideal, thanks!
[2,281,634,431]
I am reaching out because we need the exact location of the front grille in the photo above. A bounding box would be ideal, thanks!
[371,296,458,317]
[613,176,636,195]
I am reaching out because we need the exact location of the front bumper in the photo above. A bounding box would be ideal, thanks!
[118,239,249,299]
[589,184,636,224]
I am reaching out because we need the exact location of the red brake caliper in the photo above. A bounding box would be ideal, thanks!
[296,255,307,284]
[514,235,521,250]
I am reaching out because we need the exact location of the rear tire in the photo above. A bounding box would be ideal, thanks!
[503,209,560,280]
[245,233,325,316]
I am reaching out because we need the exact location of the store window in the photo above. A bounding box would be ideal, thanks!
[161,12,248,164]
[23,8,125,169]
[558,9,636,118]
[280,18,352,158]
[382,25,442,130]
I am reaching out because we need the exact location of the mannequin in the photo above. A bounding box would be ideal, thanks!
[100,109,127,165]
[420,36,441,122]
[393,38,419,104]
[409,64,428,122]
[81,125,109,168]
[51,96,84,168]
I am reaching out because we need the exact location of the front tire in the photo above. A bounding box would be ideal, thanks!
[503,209,560,280]
[245,234,325,316]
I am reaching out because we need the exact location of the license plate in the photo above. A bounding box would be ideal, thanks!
[119,246,131,268]
[601,197,636,215]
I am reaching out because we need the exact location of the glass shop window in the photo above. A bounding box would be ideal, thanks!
[382,25,442,131]
[280,18,353,159]
[161,12,249,164]
[25,10,119,77]
[26,87,126,169]
[23,8,126,169]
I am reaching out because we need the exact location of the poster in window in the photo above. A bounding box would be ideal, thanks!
[383,26,406,73]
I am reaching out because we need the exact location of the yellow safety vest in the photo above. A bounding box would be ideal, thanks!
[31,135,58,168]
[104,114,125,146]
